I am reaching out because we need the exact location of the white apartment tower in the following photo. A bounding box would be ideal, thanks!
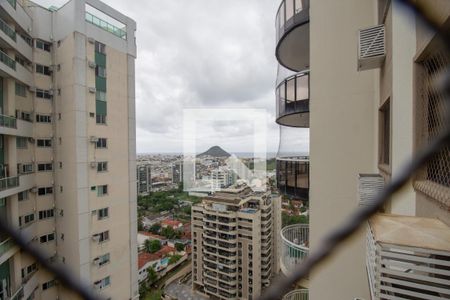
[274,0,450,299]
[0,0,138,299]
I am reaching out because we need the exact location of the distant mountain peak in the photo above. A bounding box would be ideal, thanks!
[197,146,231,158]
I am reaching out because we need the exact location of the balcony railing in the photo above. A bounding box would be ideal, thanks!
[283,289,308,300]
[277,157,309,200]
[280,224,309,275]
[0,49,16,70]
[275,0,310,71]
[0,18,16,41]
[0,114,17,129]
[0,176,19,191]
[85,12,127,40]
[276,71,310,127]
[0,237,14,257]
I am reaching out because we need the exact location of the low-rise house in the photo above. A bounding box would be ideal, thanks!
[161,219,183,230]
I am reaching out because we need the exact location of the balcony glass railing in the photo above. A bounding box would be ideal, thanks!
[276,0,309,42]
[0,238,14,257]
[0,18,16,41]
[280,224,309,275]
[283,289,308,300]
[276,71,310,127]
[0,114,17,129]
[85,12,127,40]
[0,176,19,191]
[277,157,309,200]
[0,50,16,70]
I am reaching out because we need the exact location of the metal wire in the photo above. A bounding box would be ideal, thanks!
[259,0,450,299]
[0,1,448,300]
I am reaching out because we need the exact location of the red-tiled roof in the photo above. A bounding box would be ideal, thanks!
[138,231,165,240]
[161,219,183,227]
[138,245,175,269]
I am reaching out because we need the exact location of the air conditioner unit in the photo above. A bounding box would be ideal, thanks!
[28,137,35,143]
[48,66,54,72]
[29,87,36,92]
[88,37,95,44]
[90,136,98,143]
[48,89,54,96]
[358,24,385,71]
[92,258,100,266]
[30,187,38,193]
[92,235,100,242]
[90,162,97,168]
[88,61,96,68]
[88,87,96,93]
[358,174,384,207]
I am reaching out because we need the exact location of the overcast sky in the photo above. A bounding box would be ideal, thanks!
[34,0,309,155]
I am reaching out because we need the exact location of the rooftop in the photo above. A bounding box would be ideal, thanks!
[138,245,175,269]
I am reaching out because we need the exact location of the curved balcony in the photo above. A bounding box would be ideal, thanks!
[277,156,309,200]
[280,224,309,275]
[276,71,310,127]
[276,0,310,71]
[283,289,308,300]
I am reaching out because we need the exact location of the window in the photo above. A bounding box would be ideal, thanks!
[39,209,54,220]
[379,99,390,165]
[35,40,51,52]
[96,91,106,102]
[19,163,33,174]
[94,230,109,243]
[94,276,110,290]
[95,41,106,54]
[95,65,107,78]
[15,55,26,67]
[20,111,32,122]
[18,191,29,201]
[38,163,53,172]
[15,82,26,97]
[37,139,52,148]
[40,232,55,244]
[37,187,53,196]
[35,64,52,76]
[96,114,107,124]
[98,208,109,220]
[96,138,107,148]
[36,114,52,123]
[97,185,108,196]
[97,162,108,172]
[36,89,52,99]
[16,137,28,149]
[42,279,56,290]
[21,263,37,279]
[416,48,449,188]
[19,213,35,227]
[95,253,110,267]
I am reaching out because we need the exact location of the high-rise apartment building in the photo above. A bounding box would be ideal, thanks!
[273,0,449,299]
[191,185,281,299]
[0,0,137,299]
[137,162,151,196]
[171,161,183,185]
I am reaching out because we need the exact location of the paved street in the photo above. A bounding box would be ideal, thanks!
[164,278,209,300]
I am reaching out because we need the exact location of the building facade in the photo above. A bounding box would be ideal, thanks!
[137,162,151,196]
[274,0,450,299]
[0,0,137,299]
[191,185,281,299]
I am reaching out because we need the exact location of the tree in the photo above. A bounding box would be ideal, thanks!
[137,217,144,231]
[146,267,158,285]
[160,226,182,239]
[144,239,161,253]
[168,254,182,265]
[175,242,185,252]
[149,223,161,234]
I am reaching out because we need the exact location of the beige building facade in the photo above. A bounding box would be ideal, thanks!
[0,0,138,299]
[191,186,281,300]
[274,0,449,299]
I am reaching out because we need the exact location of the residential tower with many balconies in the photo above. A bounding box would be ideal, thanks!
[191,185,281,300]
[0,0,137,299]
